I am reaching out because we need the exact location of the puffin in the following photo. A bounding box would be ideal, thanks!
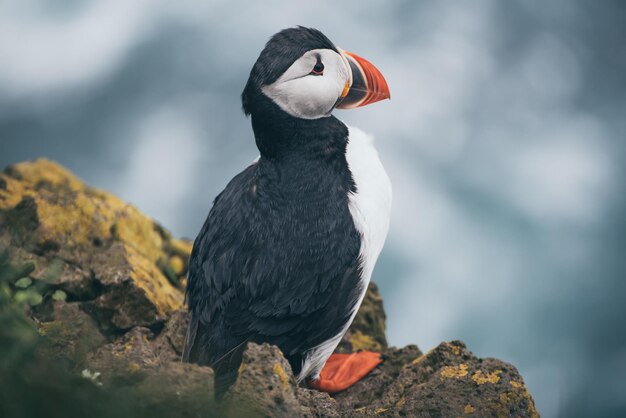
[183,26,391,399]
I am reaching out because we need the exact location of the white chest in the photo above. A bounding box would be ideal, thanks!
[345,125,392,287]
[297,125,392,382]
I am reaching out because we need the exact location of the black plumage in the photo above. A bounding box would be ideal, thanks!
[183,27,364,398]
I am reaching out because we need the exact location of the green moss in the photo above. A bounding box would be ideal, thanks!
[52,289,67,301]
[0,266,224,418]
[14,277,32,288]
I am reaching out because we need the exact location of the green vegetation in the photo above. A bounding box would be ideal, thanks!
[0,251,221,418]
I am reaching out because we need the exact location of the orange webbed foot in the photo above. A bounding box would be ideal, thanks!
[308,351,383,393]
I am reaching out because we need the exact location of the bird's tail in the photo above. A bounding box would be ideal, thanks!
[182,316,249,400]
[212,340,248,400]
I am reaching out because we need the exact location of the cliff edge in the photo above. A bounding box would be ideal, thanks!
[0,159,539,418]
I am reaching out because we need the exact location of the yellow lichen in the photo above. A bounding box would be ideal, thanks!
[0,160,170,260]
[349,331,381,351]
[128,362,141,373]
[411,355,425,365]
[499,391,516,406]
[395,396,406,408]
[471,370,502,385]
[464,404,475,414]
[440,363,469,379]
[112,204,164,263]
[497,388,539,418]
[170,238,193,257]
[273,363,290,390]
[506,380,539,417]
[0,159,83,210]
[115,340,135,357]
[125,245,183,314]
[0,160,187,317]
[168,256,185,275]
[451,345,462,356]
[2,161,103,247]
[375,407,388,414]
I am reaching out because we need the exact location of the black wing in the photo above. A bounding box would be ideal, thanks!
[183,160,362,394]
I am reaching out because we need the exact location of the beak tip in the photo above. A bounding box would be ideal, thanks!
[340,50,391,109]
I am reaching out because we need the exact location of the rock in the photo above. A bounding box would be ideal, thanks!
[128,360,216,417]
[225,343,304,417]
[225,342,341,418]
[337,282,387,353]
[333,344,423,411]
[0,159,190,333]
[0,159,540,418]
[36,301,106,368]
[83,326,217,416]
[336,341,539,417]
[156,309,191,356]
[297,389,341,418]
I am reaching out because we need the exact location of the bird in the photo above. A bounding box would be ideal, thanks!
[182,26,391,399]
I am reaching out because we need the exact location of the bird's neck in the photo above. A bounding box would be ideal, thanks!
[249,101,355,199]
[250,97,348,161]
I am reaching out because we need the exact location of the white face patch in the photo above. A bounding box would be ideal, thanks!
[261,49,351,120]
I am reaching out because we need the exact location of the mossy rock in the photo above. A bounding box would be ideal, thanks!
[0,159,191,331]
[334,341,539,417]
[337,282,388,353]
[0,159,539,418]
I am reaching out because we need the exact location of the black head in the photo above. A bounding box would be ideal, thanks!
[241,27,338,116]
[239,27,391,157]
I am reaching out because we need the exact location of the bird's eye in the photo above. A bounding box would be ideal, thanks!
[310,58,324,76]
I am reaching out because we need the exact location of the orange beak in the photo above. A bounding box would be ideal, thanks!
[336,49,390,109]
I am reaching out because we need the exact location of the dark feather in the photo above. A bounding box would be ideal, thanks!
[183,113,362,395]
